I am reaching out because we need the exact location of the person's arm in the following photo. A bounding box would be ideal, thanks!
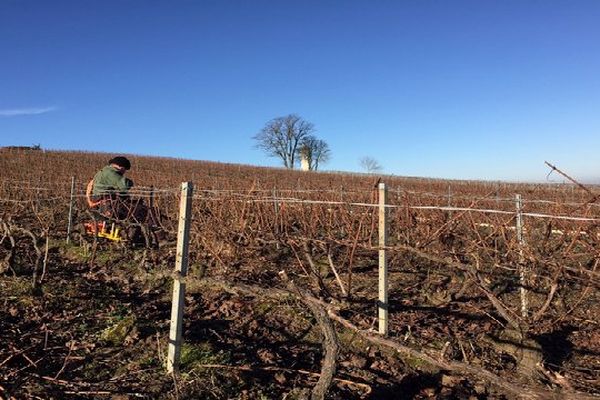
[124,177,134,190]
[108,170,133,194]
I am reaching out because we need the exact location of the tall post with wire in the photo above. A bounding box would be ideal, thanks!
[167,182,193,374]
[515,194,528,318]
[378,182,389,335]
[66,176,75,244]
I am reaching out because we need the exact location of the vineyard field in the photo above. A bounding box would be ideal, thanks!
[1,150,599,399]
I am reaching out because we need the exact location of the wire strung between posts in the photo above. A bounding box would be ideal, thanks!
[2,176,599,208]
[2,185,600,222]
[191,194,600,223]
[2,189,599,224]
[523,198,600,208]
[0,196,67,204]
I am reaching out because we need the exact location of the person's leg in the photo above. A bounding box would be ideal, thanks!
[132,199,148,223]
[114,198,131,220]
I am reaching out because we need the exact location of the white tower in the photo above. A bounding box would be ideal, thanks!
[301,154,310,171]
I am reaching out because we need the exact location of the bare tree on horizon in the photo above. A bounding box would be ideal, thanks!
[298,135,331,171]
[360,156,382,174]
[254,114,320,169]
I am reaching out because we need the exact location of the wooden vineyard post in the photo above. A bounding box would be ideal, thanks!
[273,188,280,249]
[447,184,453,218]
[496,183,501,208]
[66,176,75,244]
[167,182,193,374]
[149,185,155,210]
[272,187,279,233]
[515,194,528,318]
[378,182,389,335]
[148,185,156,227]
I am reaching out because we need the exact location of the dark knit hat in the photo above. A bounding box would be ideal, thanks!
[109,156,131,170]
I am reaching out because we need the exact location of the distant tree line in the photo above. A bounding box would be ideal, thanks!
[1,144,42,152]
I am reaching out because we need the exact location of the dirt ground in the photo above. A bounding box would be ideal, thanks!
[2,236,599,399]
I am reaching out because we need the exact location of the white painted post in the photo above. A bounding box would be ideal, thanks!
[515,194,528,318]
[378,183,389,335]
[167,182,194,374]
[66,176,75,244]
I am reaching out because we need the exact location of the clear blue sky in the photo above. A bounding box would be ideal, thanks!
[1,1,599,182]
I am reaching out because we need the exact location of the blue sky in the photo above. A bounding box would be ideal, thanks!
[1,1,599,182]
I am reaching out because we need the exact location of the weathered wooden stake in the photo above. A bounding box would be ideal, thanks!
[496,183,501,208]
[149,185,155,210]
[167,182,193,374]
[66,176,75,244]
[447,184,453,218]
[515,194,528,318]
[273,188,280,249]
[272,188,279,228]
[148,185,156,226]
[378,182,389,335]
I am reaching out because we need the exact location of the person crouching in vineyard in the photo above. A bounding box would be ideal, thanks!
[86,156,146,222]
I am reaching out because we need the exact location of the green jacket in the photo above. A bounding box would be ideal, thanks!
[92,165,133,197]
